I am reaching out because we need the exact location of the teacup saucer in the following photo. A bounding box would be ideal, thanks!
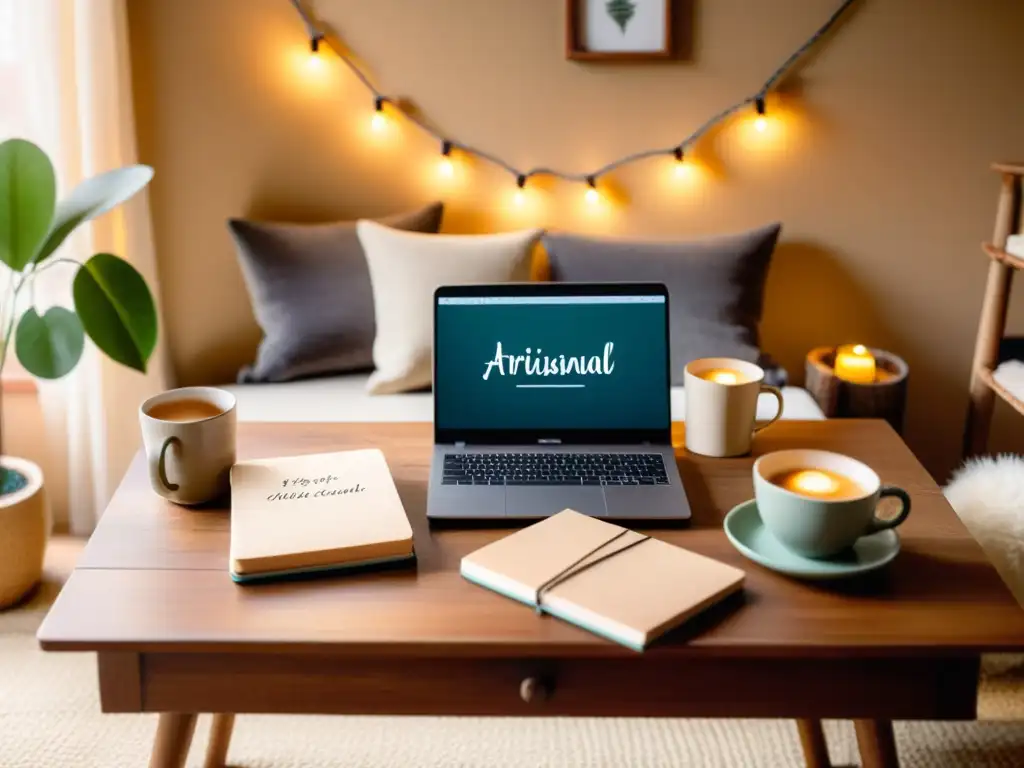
[723,499,900,580]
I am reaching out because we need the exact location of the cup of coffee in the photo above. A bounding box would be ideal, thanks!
[139,387,237,505]
[753,449,911,559]
[683,358,784,457]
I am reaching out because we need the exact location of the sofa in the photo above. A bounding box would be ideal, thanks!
[225,372,825,423]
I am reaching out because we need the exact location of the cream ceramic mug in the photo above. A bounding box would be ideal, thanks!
[684,358,784,457]
[139,387,236,505]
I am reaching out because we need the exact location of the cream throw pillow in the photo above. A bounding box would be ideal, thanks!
[356,221,543,394]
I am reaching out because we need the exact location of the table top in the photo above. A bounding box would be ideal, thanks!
[38,420,1024,659]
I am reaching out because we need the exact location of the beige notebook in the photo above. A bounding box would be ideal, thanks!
[229,449,414,583]
[461,509,744,650]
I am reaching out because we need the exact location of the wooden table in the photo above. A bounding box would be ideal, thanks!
[37,421,1024,768]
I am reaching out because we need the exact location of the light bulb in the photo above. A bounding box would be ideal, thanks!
[371,112,387,133]
[753,96,767,133]
[853,344,867,355]
[585,187,599,204]
[512,175,527,207]
[674,160,688,179]
[438,157,454,178]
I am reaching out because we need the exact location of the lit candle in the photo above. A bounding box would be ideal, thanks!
[834,344,876,384]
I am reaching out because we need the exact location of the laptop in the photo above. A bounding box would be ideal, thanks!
[427,282,690,522]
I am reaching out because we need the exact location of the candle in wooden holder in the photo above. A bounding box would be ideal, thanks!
[804,346,909,434]
[834,344,876,383]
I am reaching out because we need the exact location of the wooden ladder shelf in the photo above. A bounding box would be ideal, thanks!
[963,163,1024,457]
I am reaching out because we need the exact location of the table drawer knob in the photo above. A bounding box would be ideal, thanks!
[519,676,551,703]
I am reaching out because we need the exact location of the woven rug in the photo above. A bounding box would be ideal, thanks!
[3,549,1024,767]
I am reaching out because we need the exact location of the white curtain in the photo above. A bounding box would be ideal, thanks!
[3,0,167,533]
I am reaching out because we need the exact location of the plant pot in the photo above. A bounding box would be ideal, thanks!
[0,456,49,609]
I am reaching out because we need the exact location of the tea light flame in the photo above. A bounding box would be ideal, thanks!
[791,470,838,496]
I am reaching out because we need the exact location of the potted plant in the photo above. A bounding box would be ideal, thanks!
[0,138,157,608]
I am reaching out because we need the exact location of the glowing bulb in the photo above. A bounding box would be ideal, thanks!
[674,160,688,179]
[792,470,838,496]
[305,52,325,74]
[753,96,767,133]
[512,190,525,207]
[754,117,767,133]
[585,187,599,205]
[438,157,454,178]
[371,112,387,133]
[853,344,867,355]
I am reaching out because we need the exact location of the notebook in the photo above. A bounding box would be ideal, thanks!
[229,449,414,583]
[461,509,745,650]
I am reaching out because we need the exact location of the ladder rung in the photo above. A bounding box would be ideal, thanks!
[982,242,1024,270]
[977,366,1024,419]
[992,162,1024,175]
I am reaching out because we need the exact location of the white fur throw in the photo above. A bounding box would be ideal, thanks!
[945,454,1024,608]
[945,455,1024,676]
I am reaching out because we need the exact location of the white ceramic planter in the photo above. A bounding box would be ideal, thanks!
[0,456,48,609]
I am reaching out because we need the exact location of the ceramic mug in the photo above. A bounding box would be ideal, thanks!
[753,449,911,559]
[684,358,784,457]
[139,387,237,505]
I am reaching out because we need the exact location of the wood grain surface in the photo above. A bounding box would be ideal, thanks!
[38,421,1024,658]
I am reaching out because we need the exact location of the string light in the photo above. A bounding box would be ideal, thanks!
[370,96,388,133]
[754,96,768,133]
[438,140,455,178]
[673,147,686,179]
[286,0,857,201]
[513,175,527,207]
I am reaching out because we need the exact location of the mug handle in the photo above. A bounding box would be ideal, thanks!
[752,385,785,433]
[867,486,911,534]
[149,436,181,492]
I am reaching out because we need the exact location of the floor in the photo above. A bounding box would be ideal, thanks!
[2,538,1023,767]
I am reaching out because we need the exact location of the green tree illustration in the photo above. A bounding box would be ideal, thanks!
[606,0,637,33]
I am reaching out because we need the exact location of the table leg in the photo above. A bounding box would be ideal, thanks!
[204,713,236,768]
[795,719,831,767]
[149,713,198,768]
[854,719,900,768]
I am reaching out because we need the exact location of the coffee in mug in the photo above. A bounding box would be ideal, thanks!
[145,398,224,422]
[695,368,752,385]
[753,449,911,559]
[139,387,237,505]
[766,467,868,501]
[684,357,784,457]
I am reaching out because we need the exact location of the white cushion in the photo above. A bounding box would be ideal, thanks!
[355,221,542,394]
[226,373,825,423]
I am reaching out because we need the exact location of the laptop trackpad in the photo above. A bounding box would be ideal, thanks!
[505,486,607,519]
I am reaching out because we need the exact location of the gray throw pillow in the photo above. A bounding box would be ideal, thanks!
[230,203,444,383]
[543,222,782,385]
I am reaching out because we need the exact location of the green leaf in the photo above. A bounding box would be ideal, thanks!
[15,306,85,379]
[73,253,157,373]
[33,165,153,266]
[0,139,56,271]
[606,0,636,33]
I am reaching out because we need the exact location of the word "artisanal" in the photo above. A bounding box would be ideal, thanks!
[482,342,615,380]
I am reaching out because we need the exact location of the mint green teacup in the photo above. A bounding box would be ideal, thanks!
[752,449,911,559]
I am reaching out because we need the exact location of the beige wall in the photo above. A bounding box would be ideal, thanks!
[126,0,1024,481]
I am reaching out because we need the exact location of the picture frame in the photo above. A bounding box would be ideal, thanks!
[566,0,673,61]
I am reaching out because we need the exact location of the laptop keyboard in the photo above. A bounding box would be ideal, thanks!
[441,452,669,486]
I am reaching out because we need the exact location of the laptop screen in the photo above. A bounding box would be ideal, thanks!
[434,287,670,442]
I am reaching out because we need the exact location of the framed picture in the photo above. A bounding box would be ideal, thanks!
[566,0,673,61]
